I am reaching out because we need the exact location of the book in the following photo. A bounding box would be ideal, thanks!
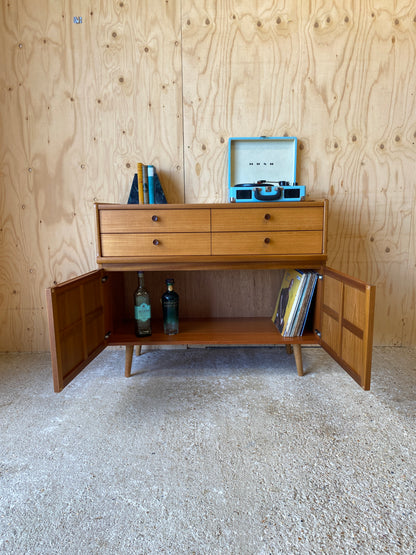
[272,270,305,335]
[142,164,149,204]
[137,163,144,204]
[148,165,155,204]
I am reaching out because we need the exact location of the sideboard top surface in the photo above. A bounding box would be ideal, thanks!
[96,200,327,210]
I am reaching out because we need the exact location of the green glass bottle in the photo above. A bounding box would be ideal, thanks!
[161,278,179,335]
[134,271,152,337]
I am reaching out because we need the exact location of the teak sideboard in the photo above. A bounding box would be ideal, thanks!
[46,201,376,393]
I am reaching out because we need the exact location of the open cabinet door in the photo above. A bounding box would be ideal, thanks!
[46,270,111,392]
[315,267,376,390]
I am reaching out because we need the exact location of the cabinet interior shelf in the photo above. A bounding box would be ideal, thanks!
[109,317,317,346]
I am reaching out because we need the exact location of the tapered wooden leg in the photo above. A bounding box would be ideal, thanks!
[125,345,134,377]
[293,344,304,376]
[285,344,293,355]
[135,345,142,356]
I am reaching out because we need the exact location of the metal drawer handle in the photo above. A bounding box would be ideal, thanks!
[264,213,271,220]
[152,215,158,222]
[153,239,160,246]
[264,237,271,244]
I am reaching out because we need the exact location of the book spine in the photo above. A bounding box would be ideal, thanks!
[142,165,149,204]
[137,163,144,204]
[148,165,155,204]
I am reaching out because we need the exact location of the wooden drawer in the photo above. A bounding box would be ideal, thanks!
[99,208,210,233]
[100,233,211,257]
[211,206,324,232]
[212,231,324,255]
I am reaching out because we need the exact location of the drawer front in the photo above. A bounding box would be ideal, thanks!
[99,208,210,233]
[101,233,211,257]
[212,231,324,255]
[211,206,324,232]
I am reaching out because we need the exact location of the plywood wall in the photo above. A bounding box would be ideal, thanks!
[0,0,415,350]
[0,0,184,350]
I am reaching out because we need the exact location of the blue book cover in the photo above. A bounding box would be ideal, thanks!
[148,165,155,204]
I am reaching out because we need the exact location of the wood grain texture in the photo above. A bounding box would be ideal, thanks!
[122,269,284,320]
[0,0,415,349]
[0,0,183,350]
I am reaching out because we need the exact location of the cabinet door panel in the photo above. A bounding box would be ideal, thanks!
[317,267,375,390]
[46,270,109,392]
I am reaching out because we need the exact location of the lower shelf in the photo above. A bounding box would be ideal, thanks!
[109,317,318,347]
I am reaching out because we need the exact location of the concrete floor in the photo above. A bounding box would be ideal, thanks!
[0,346,415,554]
